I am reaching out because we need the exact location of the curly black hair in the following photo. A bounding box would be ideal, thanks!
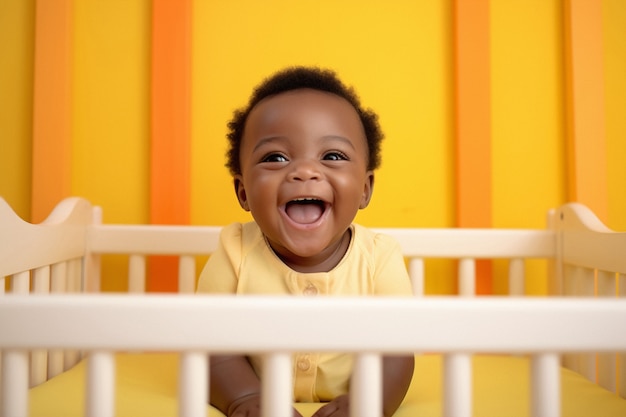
[225,66,384,176]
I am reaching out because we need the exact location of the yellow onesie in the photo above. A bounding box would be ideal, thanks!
[196,222,412,402]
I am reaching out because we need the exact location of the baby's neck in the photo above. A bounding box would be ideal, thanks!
[272,228,352,273]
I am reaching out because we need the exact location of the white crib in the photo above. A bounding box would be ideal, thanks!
[1,197,625,417]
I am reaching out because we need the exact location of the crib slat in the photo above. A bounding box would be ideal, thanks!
[508,258,525,296]
[262,353,292,417]
[562,265,595,381]
[32,265,51,294]
[351,353,382,417]
[598,353,617,394]
[1,350,29,417]
[30,266,51,386]
[178,255,196,294]
[11,270,30,294]
[70,257,82,292]
[444,353,472,417]
[179,352,208,417]
[597,270,616,298]
[50,261,67,293]
[128,254,146,293]
[84,205,103,292]
[47,346,66,380]
[64,348,81,373]
[64,259,82,370]
[47,350,64,379]
[48,262,67,379]
[617,353,626,398]
[30,349,48,388]
[531,353,560,417]
[458,259,475,296]
[597,270,617,393]
[617,274,626,398]
[86,351,115,417]
[408,258,424,296]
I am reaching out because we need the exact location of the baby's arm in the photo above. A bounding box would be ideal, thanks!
[381,354,415,416]
[210,355,304,417]
[210,355,261,416]
[311,354,414,417]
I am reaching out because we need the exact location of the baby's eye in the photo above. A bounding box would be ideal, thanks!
[262,153,288,163]
[323,151,348,161]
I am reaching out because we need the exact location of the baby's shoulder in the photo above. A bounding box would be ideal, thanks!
[352,224,401,254]
[218,222,264,252]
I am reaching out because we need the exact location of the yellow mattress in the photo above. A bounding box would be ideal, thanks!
[29,353,626,417]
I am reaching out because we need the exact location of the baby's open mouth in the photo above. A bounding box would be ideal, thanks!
[285,198,327,224]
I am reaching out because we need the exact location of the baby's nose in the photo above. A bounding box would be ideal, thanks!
[288,160,322,181]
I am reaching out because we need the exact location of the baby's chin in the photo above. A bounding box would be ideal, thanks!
[269,231,350,270]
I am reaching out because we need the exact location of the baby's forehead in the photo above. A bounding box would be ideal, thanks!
[247,88,362,126]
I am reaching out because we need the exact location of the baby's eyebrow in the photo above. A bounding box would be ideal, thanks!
[321,135,356,150]
[252,135,357,153]
[252,136,288,153]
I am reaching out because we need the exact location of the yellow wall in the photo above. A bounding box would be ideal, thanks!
[604,0,626,233]
[0,0,34,220]
[1,0,624,294]
[71,0,151,224]
[191,1,455,230]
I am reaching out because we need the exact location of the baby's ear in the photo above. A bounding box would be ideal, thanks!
[359,171,374,209]
[234,176,250,211]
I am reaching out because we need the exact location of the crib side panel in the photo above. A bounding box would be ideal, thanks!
[0,197,95,395]
[86,225,221,294]
[0,197,92,278]
[556,203,626,397]
[3,295,626,416]
[375,228,555,296]
[558,203,626,275]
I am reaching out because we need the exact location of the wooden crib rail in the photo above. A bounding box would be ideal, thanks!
[2,295,626,417]
[556,203,626,275]
[0,197,95,388]
[551,203,626,395]
[85,223,222,293]
[4,295,625,352]
[0,197,93,280]
[374,228,555,296]
[86,224,556,297]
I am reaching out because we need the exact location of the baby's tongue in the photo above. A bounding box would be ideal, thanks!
[286,202,323,224]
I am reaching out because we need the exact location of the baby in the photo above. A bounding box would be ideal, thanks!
[197,67,414,417]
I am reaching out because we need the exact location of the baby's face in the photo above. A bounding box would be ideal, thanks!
[235,88,373,270]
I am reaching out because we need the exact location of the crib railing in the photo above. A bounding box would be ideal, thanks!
[554,203,626,396]
[86,222,221,294]
[2,197,626,416]
[374,227,555,296]
[2,295,626,417]
[0,197,92,387]
[86,221,556,298]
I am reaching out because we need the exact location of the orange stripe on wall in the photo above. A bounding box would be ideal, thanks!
[31,0,72,223]
[563,0,608,223]
[149,0,192,292]
[453,0,492,294]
